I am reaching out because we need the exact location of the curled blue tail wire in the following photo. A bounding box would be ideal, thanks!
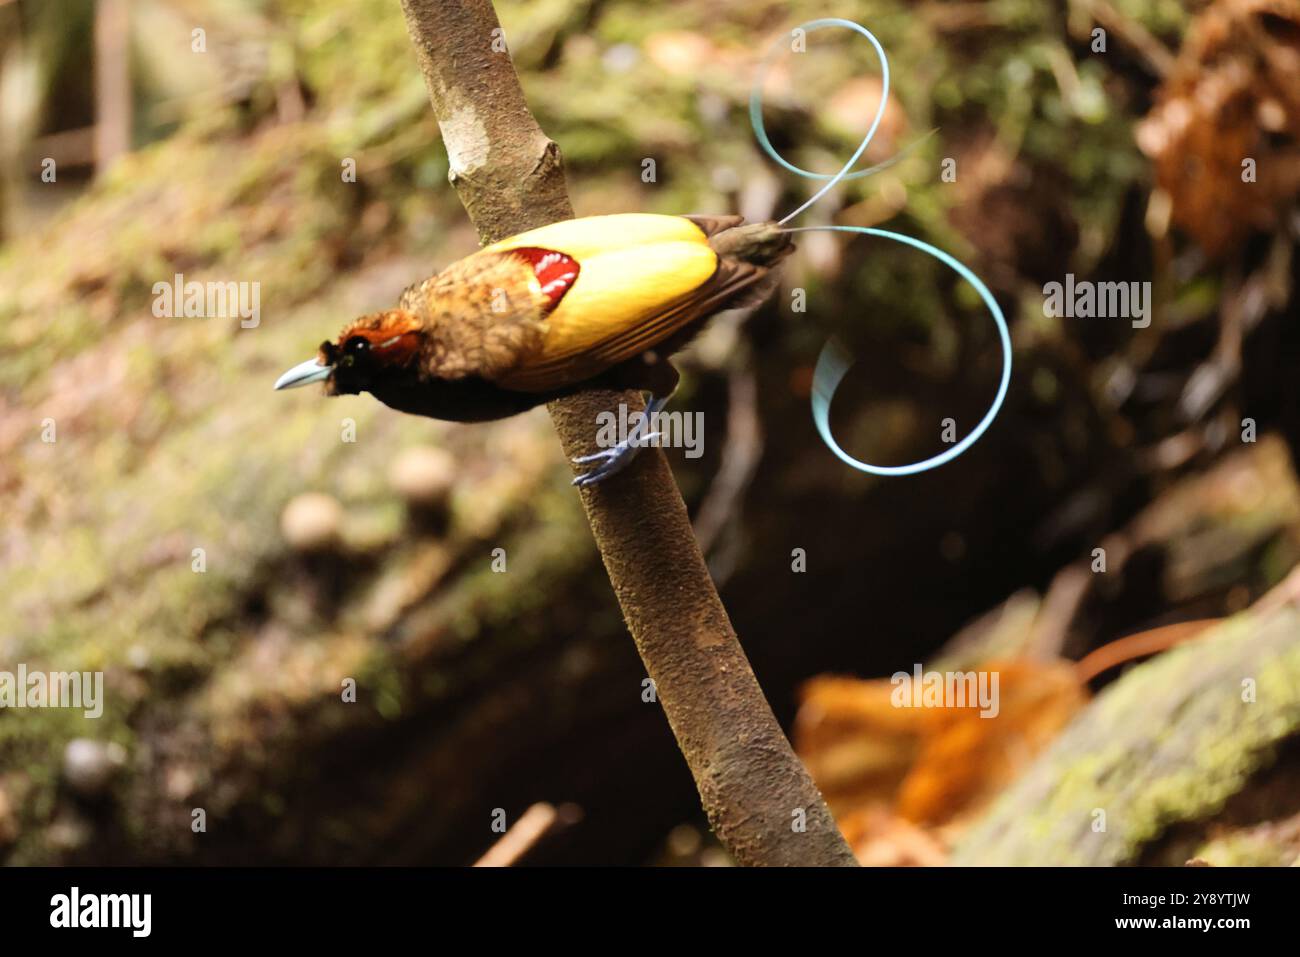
[751,18,1012,476]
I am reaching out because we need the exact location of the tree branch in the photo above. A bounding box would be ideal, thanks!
[397,0,856,866]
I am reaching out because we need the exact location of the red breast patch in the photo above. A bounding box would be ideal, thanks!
[511,247,580,311]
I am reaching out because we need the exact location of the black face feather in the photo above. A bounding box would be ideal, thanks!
[321,337,378,396]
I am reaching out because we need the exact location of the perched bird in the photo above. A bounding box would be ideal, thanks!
[275,213,793,485]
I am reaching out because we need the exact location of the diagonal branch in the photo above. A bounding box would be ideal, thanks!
[397,0,857,866]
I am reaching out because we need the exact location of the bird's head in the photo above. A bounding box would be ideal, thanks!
[274,309,424,396]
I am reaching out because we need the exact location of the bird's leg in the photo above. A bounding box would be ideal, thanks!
[571,393,669,487]
[569,354,681,487]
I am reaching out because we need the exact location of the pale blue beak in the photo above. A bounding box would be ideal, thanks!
[274,358,332,390]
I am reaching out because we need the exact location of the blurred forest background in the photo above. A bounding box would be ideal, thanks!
[1,0,1299,866]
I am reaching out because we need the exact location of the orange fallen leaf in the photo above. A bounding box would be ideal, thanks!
[1136,0,1300,256]
[796,658,1088,848]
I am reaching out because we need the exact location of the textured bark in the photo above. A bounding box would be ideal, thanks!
[397,0,856,866]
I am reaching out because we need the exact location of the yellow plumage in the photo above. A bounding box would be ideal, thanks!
[482,213,710,259]
[480,214,721,388]
[541,241,717,357]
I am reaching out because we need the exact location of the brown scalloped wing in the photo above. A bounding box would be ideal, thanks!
[412,250,553,381]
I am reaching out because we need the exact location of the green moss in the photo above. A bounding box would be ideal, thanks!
[952,610,1300,865]
[1194,829,1299,867]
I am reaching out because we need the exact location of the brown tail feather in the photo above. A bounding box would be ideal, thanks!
[709,221,795,267]
[684,214,746,237]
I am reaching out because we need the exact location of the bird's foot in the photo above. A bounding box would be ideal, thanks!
[571,432,662,487]
[570,394,668,487]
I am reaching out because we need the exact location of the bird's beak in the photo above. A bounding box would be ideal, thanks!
[274,358,333,390]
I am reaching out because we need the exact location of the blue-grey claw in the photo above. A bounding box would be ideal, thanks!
[571,433,662,486]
